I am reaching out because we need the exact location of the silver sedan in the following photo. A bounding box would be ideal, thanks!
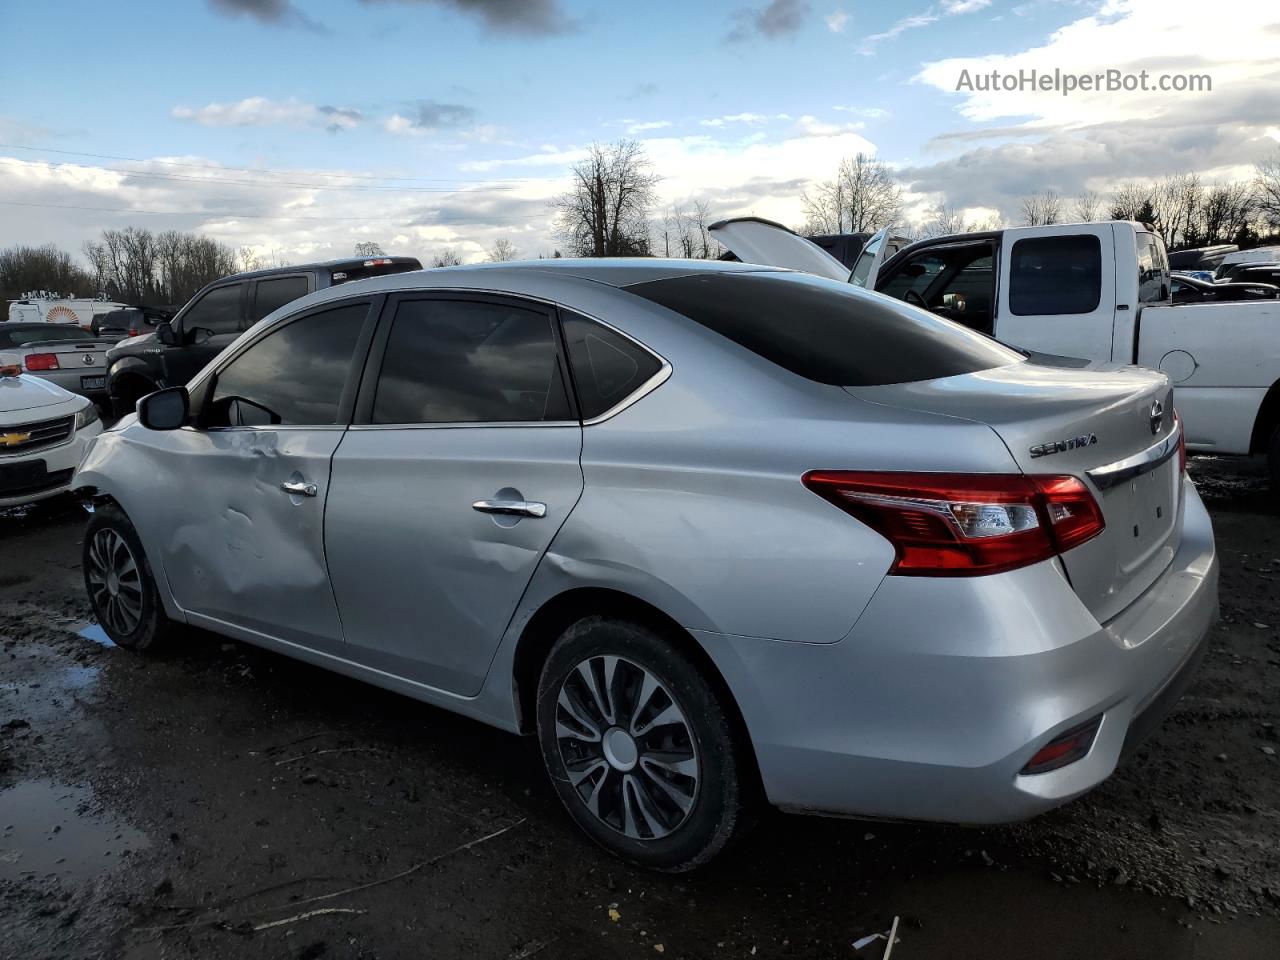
[72,259,1218,870]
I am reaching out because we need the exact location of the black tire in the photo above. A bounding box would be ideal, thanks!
[1269,424,1280,498]
[536,616,754,871]
[82,504,171,652]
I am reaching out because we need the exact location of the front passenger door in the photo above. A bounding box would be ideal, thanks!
[163,282,246,386]
[325,295,584,696]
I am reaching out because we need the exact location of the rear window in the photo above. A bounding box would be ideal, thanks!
[625,272,1019,387]
[0,325,92,347]
[1009,235,1102,316]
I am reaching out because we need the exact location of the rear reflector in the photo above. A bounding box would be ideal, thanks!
[802,471,1105,576]
[24,353,59,371]
[1020,716,1102,775]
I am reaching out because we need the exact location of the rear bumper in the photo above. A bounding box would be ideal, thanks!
[695,478,1219,824]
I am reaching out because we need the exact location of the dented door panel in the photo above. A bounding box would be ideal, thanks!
[155,426,347,653]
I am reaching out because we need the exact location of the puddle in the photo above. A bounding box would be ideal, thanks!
[59,665,99,690]
[77,624,115,649]
[0,780,149,881]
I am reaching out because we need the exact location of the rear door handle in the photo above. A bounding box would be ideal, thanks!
[471,499,547,518]
[281,480,318,498]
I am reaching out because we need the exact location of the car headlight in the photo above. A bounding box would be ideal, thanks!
[75,404,100,431]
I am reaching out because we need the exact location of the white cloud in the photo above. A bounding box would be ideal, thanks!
[626,120,672,134]
[171,97,363,132]
[700,112,770,127]
[833,105,890,119]
[825,9,848,32]
[857,0,992,55]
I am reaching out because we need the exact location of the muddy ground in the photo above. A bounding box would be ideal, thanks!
[0,458,1277,960]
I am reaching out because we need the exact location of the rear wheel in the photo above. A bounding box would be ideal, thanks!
[83,505,170,651]
[536,616,754,871]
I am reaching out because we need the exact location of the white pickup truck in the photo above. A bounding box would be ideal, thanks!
[710,217,1280,490]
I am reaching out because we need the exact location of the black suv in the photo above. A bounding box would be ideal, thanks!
[106,256,421,415]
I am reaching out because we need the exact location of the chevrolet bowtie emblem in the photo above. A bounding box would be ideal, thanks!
[0,432,32,447]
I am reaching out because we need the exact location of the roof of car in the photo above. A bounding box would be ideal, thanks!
[215,255,423,284]
[339,257,776,291]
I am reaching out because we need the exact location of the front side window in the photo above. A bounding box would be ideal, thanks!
[879,253,946,302]
[182,283,243,336]
[372,299,570,424]
[1009,235,1102,316]
[561,312,663,420]
[208,302,368,426]
[251,276,310,323]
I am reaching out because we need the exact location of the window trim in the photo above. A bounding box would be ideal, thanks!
[1007,233,1103,317]
[189,295,382,431]
[347,289,669,429]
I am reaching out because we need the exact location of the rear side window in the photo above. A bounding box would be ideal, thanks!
[1135,233,1169,304]
[251,276,310,323]
[372,299,570,424]
[561,312,663,420]
[182,283,243,335]
[1009,235,1102,316]
[209,302,368,426]
[626,272,1019,387]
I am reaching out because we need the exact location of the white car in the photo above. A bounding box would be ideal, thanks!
[0,353,103,508]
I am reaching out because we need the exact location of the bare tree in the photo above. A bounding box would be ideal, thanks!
[354,241,387,257]
[553,140,660,257]
[1154,173,1203,249]
[802,153,902,234]
[0,244,95,301]
[1199,182,1255,245]
[1108,180,1158,226]
[1255,147,1280,232]
[1072,191,1102,222]
[485,238,520,262]
[1019,190,1063,226]
[917,202,969,239]
[431,248,463,267]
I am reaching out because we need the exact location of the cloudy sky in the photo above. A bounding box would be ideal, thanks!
[1,0,1278,265]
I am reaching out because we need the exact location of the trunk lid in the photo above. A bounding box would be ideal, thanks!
[28,338,112,373]
[846,361,1181,623]
[707,217,852,282]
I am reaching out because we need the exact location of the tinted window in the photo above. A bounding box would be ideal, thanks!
[562,312,663,420]
[251,276,309,323]
[0,325,92,348]
[626,272,1020,387]
[849,234,882,288]
[372,299,570,424]
[209,302,368,426]
[183,283,243,336]
[1009,235,1102,316]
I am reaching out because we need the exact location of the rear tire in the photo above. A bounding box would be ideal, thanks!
[1269,425,1280,499]
[82,504,171,652]
[536,616,754,871]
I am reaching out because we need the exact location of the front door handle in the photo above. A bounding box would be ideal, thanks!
[281,480,318,498]
[471,499,547,519]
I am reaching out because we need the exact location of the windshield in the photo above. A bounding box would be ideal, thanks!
[625,271,1022,387]
[0,325,93,348]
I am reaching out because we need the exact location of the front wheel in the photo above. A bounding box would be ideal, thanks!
[83,505,171,651]
[536,617,754,871]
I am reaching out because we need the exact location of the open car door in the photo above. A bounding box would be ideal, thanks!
[707,217,851,282]
[847,226,911,289]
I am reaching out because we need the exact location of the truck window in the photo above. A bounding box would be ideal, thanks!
[879,245,995,335]
[1135,232,1170,303]
[182,283,244,336]
[849,235,882,288]
[1009,235,1101,316]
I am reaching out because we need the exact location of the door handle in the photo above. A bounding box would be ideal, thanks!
[281,480,318,498]
[471,499,547,519]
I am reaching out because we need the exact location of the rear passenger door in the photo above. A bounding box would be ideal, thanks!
[995,226,1116,360]
[324,294,584,696]
[249,274,312,326]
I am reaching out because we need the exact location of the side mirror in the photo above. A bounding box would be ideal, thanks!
[137,386,189,430]
[155,321,177,345]
[190,327,213,346]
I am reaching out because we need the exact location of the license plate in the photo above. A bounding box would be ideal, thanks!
[81,376,106,390]
[0,459,46,495]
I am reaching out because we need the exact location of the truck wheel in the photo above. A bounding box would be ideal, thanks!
[83,504,171,652]
[536,616,756,871]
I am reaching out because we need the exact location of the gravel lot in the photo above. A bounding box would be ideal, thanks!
[1,458,1277,960]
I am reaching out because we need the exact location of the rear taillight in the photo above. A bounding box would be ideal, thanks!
[802,471,1105,576]
[25,353,59,371]
[128,328,139,337]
